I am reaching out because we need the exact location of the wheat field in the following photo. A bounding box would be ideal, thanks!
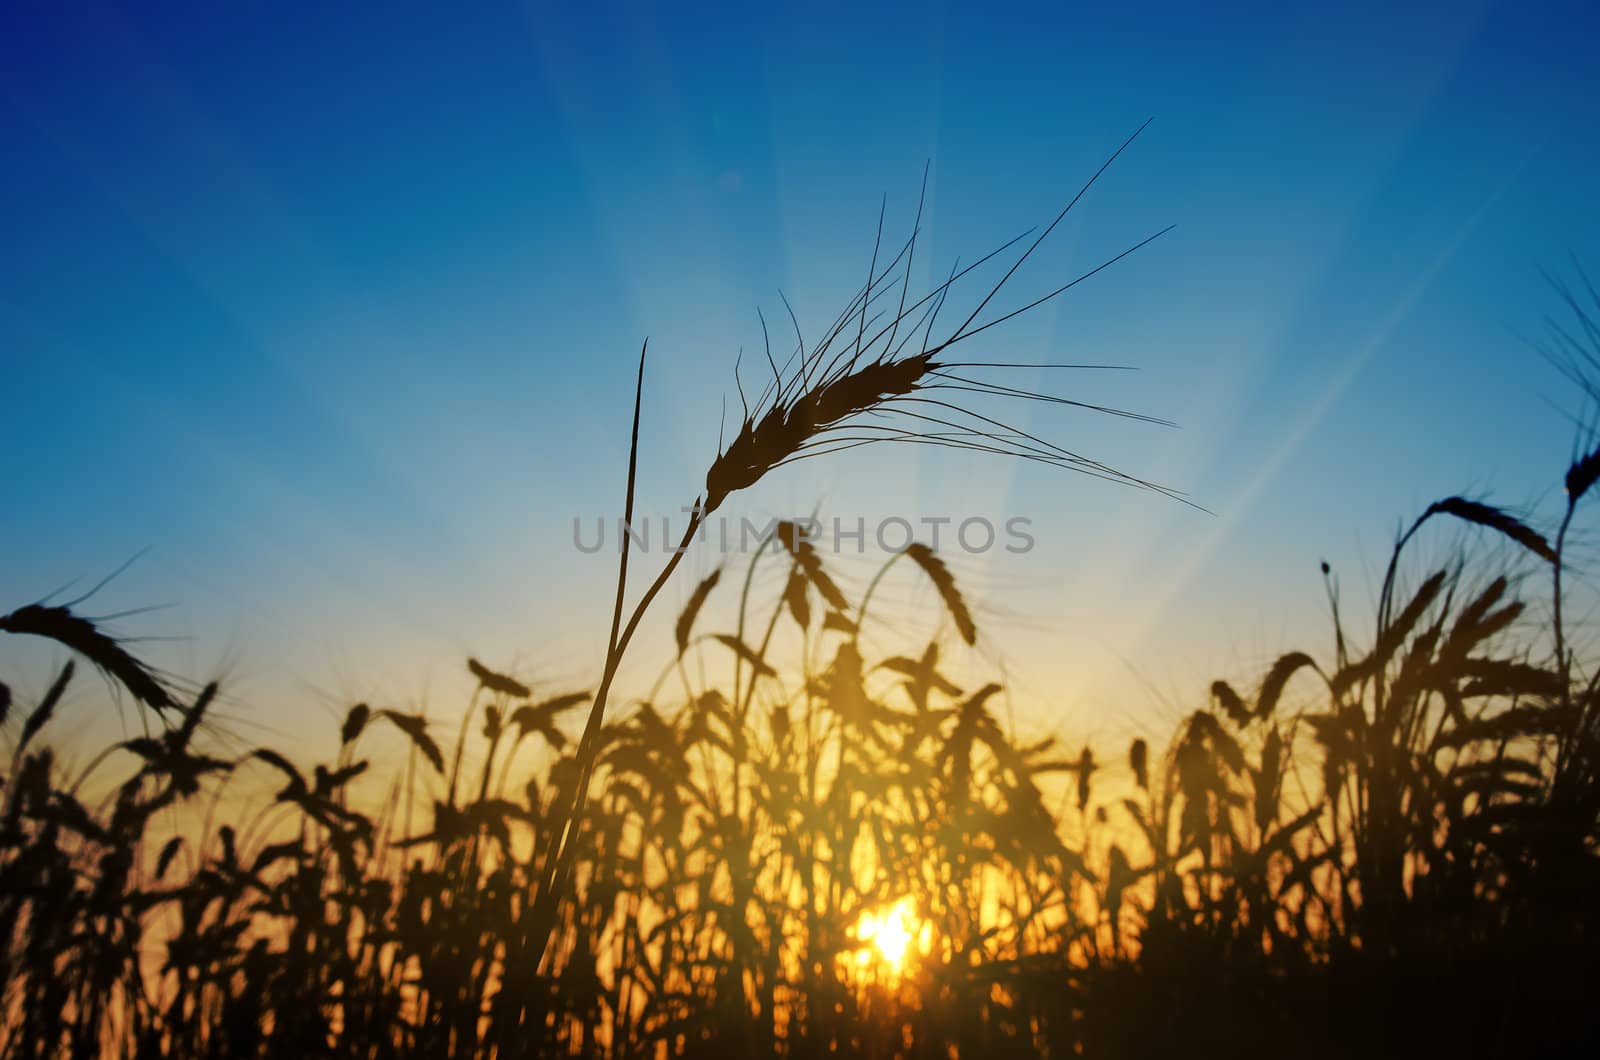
[5,167,1600,1057]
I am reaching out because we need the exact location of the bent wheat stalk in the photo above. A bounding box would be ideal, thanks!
[523,122,1187,976]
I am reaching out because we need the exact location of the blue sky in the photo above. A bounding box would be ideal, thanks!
[4,1,1599,745]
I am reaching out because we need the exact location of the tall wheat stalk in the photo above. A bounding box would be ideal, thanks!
[521,123,1183,976]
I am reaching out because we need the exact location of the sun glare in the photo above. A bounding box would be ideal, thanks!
[855,897,922,973]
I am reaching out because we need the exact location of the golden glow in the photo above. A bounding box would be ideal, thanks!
[854,897,922,973]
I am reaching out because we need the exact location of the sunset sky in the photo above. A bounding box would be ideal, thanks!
[4,1,1599,748]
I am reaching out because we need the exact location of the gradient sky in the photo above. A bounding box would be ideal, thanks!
[4,1,1599,750]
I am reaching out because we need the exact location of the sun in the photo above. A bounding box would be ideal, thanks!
[855,897,922,973]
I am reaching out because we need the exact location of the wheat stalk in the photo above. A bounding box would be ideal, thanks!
[524,124,1186,975]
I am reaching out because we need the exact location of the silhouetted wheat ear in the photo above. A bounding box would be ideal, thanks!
[713,633,777,678]
[1255,652,1319,720]
[0,603,172,711]
[1128,737,1149,790]
[378,710,445,772]
[1568,443,1600,505]
[1424,496,1556,563]
[775,520,849,610]
[903,543,977,645]
[340,702,371,745]
[675,569,721,656]
[705,356,933,514]
[1211,680,1250,727]
[17,661,73,754]
[468,658,531,699]
[699,124,1191,519]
